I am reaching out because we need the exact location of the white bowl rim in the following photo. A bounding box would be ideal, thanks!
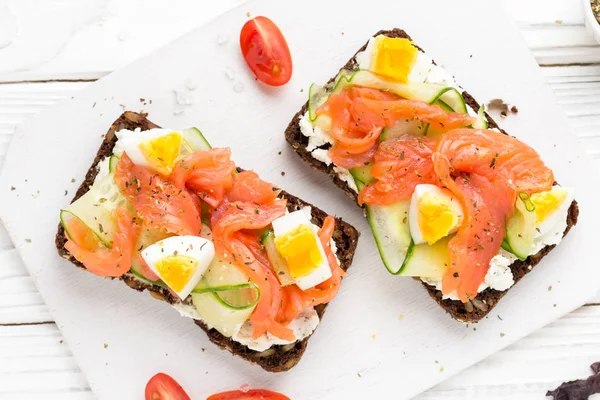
[583,0,600,28]
[582,0,600,44]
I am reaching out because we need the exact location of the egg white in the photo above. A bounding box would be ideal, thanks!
[409,184,464,245]
[141,235,215,300]
[271,211,332,290]
[355,36,433,83]
[536,187,575,237]
[114,128,180,170]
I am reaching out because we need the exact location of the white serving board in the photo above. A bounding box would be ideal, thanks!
[1,0,599,398]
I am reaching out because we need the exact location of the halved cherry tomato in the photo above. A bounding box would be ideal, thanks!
[207,389,290,400]
[145,373,191,400]
[240,16,292,86]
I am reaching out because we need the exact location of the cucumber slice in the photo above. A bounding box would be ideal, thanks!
[128,226,170,285]
[261,230,295,286]
[313,115,332,131]
[191,255,260,337]
[436,101,453,113]
[181,127,211,151]
[345,70,465,107]
[331,70,356,93]
[380,119,426,142]
[60,173,128,247]
[190,223,260,336]
[193,282,259,310]
[198,224,258,303]
[191,291,254,338]
[304,70,352,129]
[109,155,120,173]
[365,199,412,274]
[501,239,513,253]
[505,192,536,260]
[199,237,259,309]
[308,83,328,121]
[129,261,166,288]
[423,87,468,138]
[349,163,374,186]
[351,171,412,274]
[398,236,451,278]
[472,105,489,129]
[429,87,467,114]
[350,168,412,275]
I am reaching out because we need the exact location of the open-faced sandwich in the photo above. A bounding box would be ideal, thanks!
[56,112,358,371]
[285,29,578,322]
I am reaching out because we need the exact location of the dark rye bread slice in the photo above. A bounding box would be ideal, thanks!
[56,111,359,372]
[284,29,579,323]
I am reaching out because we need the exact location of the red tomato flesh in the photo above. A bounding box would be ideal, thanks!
[240,16,292,86]
[207,389,290,400]
[145,373,191,400]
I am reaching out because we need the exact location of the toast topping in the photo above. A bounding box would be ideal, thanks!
[297,33,574,303]
[60,126,347,348]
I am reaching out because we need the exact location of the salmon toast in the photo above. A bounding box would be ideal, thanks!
[56,112,359,371]
[285,29,578,322]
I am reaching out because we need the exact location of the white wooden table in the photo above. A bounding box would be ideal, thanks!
[1,0,600,398]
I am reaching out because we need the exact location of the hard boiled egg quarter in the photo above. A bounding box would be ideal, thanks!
[409,184,464,245]
[356,35,433,83]
[142,235,215,300]
[272,211,332,291]
[115,128,186,176]
[531,186,574,236]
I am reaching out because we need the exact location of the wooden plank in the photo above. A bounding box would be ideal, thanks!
[0,82,90,170]
[521,24,600,65]
[0,306,53,325]
[0,324,92,398]
[0,0,598,83]
[502,0,584,25]
[1,307,598,399]
[1,393,94,400]
[0,250,27,278]
[0,0,240,83]
[1,372,90,394]
[0,250,53,324]
[523,24,598,49]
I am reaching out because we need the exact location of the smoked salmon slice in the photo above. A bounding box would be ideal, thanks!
[170,148,236,208]
[355,97,476,131]
[315,86,475,169]
[316,91,382,168]
[228,170,281,205]
[210,199,294,340]
[115,154,202,236]
[64,207,140,277]
[433,129,554,301]
[358,136,438,205]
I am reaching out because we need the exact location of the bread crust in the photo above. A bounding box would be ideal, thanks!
[56,112,359,371]
[283,29,579,322]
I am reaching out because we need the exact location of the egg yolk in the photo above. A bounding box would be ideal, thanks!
[418,193,461,245]
[530,189,568,224]
[139,132,182,176]
[370,36,418,82]
[274,225,323,278]
[154,255,198,292]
